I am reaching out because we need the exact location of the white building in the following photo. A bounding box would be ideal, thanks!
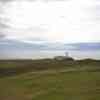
[54,52,74,61]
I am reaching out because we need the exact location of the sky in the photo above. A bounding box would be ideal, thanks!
[0,0,100,59]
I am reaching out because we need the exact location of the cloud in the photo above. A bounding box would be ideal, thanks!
[0,0,13,3]
[0,0,69,3]
[0,21,9,29]
[26,25,48,33]
[43,0,69,3]
[0,33,5,39]
[96,3,100,21]
[0,0,100,43]
[0,2,10,29]
[3,25,48,41]
[1,0,13,1]
[0,0,38,3]
[0,39,100,51]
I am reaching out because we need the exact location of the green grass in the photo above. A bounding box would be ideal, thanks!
[0,59,100,77]
[0,71,100,100]
[0,59,100,100]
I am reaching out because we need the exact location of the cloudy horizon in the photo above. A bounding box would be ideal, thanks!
[0,0,100,59]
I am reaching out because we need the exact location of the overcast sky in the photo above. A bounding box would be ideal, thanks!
[0,0,100,43]
[0,0,100,59]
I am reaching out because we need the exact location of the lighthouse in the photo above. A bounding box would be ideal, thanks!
[54,52,74,61]
[65,52,69,57]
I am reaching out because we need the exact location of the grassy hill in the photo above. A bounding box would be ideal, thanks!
[0,59,100,77]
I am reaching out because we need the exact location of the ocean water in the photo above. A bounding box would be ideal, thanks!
[30,50,100,60]
[1,50,100,60]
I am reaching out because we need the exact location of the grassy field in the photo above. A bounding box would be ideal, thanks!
[0,59,100,77]
[0,71,100,100]
[0,59,100,100]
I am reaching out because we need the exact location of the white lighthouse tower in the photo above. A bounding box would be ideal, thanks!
[65,52,69,58]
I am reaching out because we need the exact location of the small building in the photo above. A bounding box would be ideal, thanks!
[54,56,67,61]
[54,52,74,61]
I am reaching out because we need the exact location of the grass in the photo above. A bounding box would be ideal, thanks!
[0,71,100,100]
[0,59,100,77]
[0,59,100,100]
